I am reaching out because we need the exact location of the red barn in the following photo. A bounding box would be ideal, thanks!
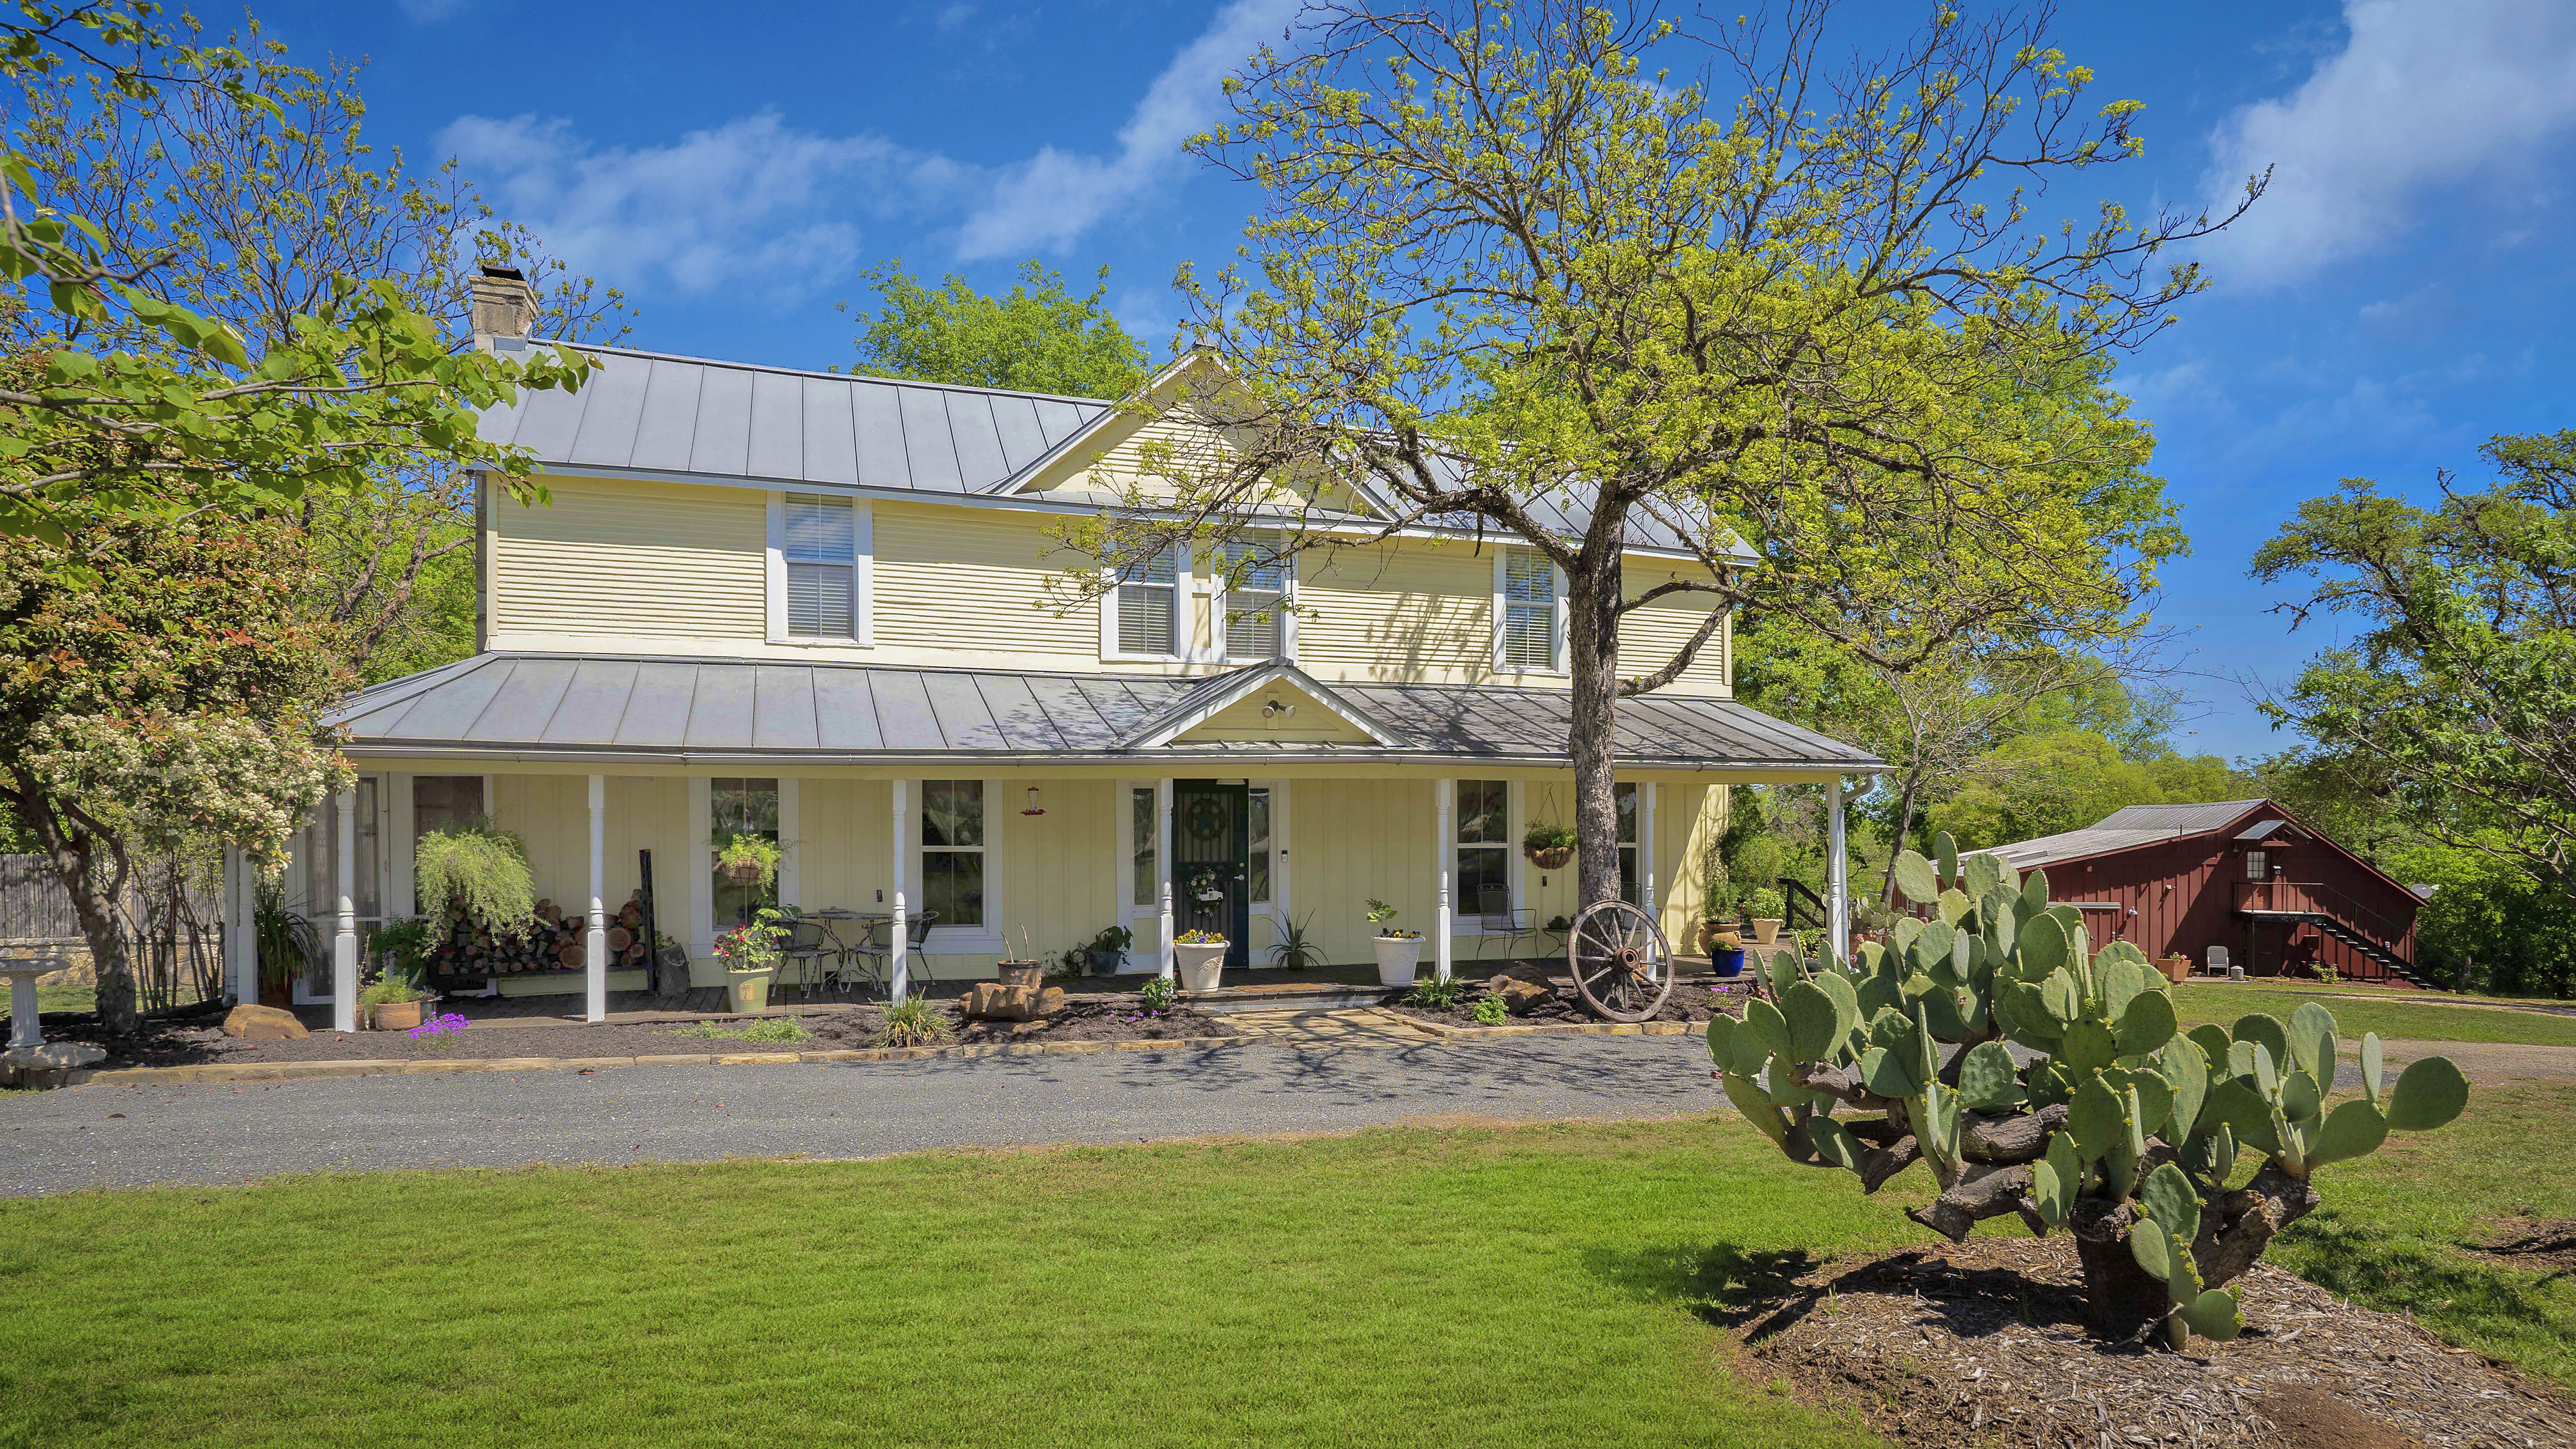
[1984,799,2427,988]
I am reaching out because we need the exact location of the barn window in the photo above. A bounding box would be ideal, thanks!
[2244,850,2267,881]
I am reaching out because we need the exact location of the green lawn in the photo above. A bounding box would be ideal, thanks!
[6,1092,2570,1448]
[2171,982,2576,1047]
[0,1121,1927,1449]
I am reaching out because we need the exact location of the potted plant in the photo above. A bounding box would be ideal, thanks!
[1746,886,1786,946]
[996,927,1045,988]
[252,884,317,1008]
[1172,929,1229,993]
[713,908,788,1012]
[415,820,538,935]
[1082,924,1133,976]
[363,919,434,1029]
[1522,822,1576,871]
[711,831,782,892]
[1366,898,1423,986]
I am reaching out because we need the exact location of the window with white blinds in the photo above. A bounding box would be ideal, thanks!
[782,493,857,638]
[1499,550,1560,671]
[1219,539,1287,661]
[1116,545,1182,656]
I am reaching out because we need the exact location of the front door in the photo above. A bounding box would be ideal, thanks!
[1173,780,1250,968]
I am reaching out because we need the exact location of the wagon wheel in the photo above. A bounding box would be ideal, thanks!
[1568,899,1675,1023]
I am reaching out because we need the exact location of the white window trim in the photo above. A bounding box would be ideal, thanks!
[917,775,1004,953]
[766,492,873,647]
[1492,549,1570,676]
[1453,778,1518,935]
[1101,544,1193,663]
[1215,542,1297,664]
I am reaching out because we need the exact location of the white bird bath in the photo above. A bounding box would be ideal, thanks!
[0,939,107,1079]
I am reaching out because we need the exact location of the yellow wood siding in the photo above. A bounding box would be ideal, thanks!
[1178,689,1376,744]
[1620,567,1730,697]
[1290,777,1438,962]
[873,506,1099,660]
[492,477,763,641]
[1297,543,1498,682]
[485,773,689,996]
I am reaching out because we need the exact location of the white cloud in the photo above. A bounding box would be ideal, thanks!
[2197,0,2576,289]
[953,0,1298,259]
[440,112,972,297]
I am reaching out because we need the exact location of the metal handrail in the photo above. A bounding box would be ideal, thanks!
[2236,879,2410,961]
[1777,877,1827,932]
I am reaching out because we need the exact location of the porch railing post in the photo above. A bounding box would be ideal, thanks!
[332,787,357,1032]
[585,773,607,1023]
[1826,774,1849,968]
[1156,778,1175,979]
[1435,778,1453,983]
[891,778,910,1003]
[225,846,253,1006]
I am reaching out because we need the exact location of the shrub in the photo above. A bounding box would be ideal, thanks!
[1471,994,1509,1026]
[414,821,536,935]
[878,996,952,1048]
[1405,973,1466,1009]
[1139,973,1178,1013]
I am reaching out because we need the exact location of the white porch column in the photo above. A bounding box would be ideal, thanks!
[1827,775,1850,967]
[332,788,358,1032]
[1641,782,1659,981]
[1156,778,1175,979]
[223,847,252,1005]
[585,774,607,1023]
[1434,778,1454,983]
[890,778,910,1003]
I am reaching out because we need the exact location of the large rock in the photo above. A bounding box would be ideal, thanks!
[1485,975,1551,1015]
[222,1003,309,1041]
[962,983,1069,1022]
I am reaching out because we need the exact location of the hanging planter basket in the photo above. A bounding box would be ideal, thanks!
[718,858,764,885]
[1524,844,1574,870]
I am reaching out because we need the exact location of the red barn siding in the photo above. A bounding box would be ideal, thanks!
[2008,803,2421,987]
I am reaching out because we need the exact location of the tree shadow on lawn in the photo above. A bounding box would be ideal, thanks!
[1583,1239,2089,1344]
[2280,1205,2576,1358]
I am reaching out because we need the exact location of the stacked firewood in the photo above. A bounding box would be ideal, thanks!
[429,891,655,978]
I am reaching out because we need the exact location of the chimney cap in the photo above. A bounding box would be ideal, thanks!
[480,264,527,282]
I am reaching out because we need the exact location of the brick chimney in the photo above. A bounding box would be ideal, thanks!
[469,264,539,351]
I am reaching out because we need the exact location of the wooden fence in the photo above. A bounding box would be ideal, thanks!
[0,854,225,1010]
[0,853,83,941]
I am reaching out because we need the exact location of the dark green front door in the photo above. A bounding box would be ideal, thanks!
[1173,781,1250,968]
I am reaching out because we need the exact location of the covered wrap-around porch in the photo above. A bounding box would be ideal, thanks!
[233,655,1880,1029]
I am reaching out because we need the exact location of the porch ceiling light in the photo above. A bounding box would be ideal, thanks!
[1262,698,1295,718]
[1021,786,1046,816]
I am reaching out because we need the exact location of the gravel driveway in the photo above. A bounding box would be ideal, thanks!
[0,1034,1719,1198]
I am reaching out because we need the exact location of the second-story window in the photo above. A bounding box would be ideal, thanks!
[784,493,857,638]
[1499,549,1561,672]
[1116,545,1182,656]
[1220,539,1287,661]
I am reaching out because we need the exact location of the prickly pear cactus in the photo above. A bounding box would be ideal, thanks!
[1706,835,2470,1347]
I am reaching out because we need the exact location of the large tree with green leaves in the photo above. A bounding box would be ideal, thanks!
[2252,429,2576,906]
[845,259,1146,400]
[1076,0,2250,919]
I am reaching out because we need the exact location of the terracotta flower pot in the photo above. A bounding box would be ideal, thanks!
[996,960,1044,988]
[372,999,425,1032]
[1750,918,1783,947]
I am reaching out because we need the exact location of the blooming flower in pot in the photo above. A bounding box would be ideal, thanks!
[1171,928,1229,994]
[713,908,788,1013]
[1366,899,1423,986]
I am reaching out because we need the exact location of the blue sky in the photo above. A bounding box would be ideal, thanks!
[260,1,2576,761]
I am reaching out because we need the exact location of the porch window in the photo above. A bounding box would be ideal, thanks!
[1498,549,1561,672]
[923,781,986,928]
[2245,850,2267,882]
[1615,782,1639,904]
[1248,787,1273,904]
[711,778,779,927]
[1132,786,1158,907]
[783,493,859,638]
[1115,545,1182,656]
[1456,780,1510,916]
[1219,539,1287,662]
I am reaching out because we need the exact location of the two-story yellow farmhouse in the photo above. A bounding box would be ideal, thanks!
[219,271,1880,1028]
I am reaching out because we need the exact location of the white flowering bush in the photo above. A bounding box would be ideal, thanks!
[23,712,350,867]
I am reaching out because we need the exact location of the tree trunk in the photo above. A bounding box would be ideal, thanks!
[2072,1229,2168,1342]
[1880,768,1923,909]
[11,779,142,1036]
[1566,545,1624,911]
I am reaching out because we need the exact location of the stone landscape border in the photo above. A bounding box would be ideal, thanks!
[30,1017,1699,1088]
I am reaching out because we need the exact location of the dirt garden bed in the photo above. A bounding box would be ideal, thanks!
[1719,1235,2575,1449]
[1387,975,1744,1029]
[42,992,1245,1068]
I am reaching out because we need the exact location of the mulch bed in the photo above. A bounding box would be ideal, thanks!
[1717,1235,2575,1449]
[47,991,1251,1068]
[1388,976,1743,1028]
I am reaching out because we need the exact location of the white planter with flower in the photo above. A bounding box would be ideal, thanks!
[1172,930,1229,993]
[1366,898,1423,987]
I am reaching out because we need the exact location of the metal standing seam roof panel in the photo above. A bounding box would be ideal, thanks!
[752,666,822,751]
[800,376,860,487]
[384,658,516,741]
[564,358,650,469]
[1033,398,1096,448]
[866,671,943,750]
[553,659,642,744]
[682,666,755,748]
[946,393,1012,490]
[1021,675,1121,750]
[509,376,588,464]
[897,388,965,492]
[812,667,885,751]
[919,671,1007,750]
[988,395,1050,473]
[689,365,756,478]
[464,657,579,742]
[618,662,702,747]
[744,370,807,482]
[971,673,1069,753]
[630,360,705,472]
[850,383,911,489]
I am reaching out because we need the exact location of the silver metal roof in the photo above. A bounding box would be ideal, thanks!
[479,343,1116,495]
[329,653,1881,771]
[1986,800,2270,870]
